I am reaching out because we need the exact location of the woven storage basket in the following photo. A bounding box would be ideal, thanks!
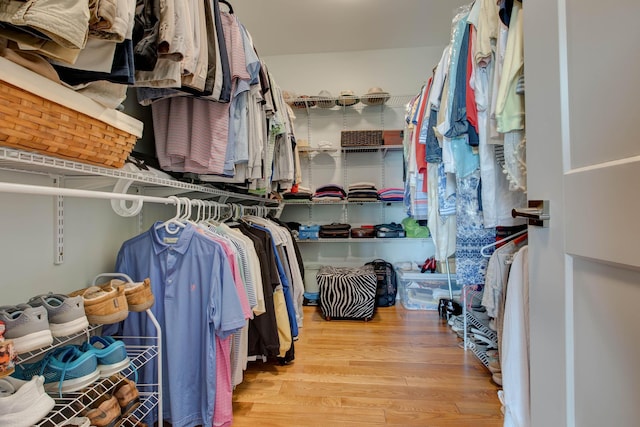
[340,130,383,147]
[0,81,137,168]
[0,57,142,169]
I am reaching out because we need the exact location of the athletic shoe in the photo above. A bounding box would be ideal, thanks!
[68,284,128,325]
[0,375,55,427]
[27,293,89,337]
[0,305,53,354]
[11,345,100,395]
[100,278,154,312]
[60,417,91,427]
[80,336,130,377]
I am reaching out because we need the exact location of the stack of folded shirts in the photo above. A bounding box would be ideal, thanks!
[377,187,404,202]
[347,182,378,201]
[312,184,346,201]
[283,185,313,200]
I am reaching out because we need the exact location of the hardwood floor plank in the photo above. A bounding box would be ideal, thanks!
[231,305,504,426]
[339,396,460,413]
[234,402,386,422]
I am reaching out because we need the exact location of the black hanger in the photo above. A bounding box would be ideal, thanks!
[219,0,234,13]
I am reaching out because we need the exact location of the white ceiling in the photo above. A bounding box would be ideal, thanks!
[230,0,471,57]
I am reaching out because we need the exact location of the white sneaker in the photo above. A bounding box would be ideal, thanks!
[0,375,55,427]
[61,417,91,427]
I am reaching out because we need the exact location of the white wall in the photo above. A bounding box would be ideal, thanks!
[262,46,445,97]
[0,169,175,305]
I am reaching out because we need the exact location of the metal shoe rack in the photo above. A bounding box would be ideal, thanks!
[18,309,163,427]
[462,287,498,369]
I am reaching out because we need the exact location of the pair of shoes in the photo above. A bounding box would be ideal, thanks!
[0,305,53,354]
[492,372,503,386]
[488,358,501,374]
[450,319,465,333]
[0,293,89,354]
[11,344,101,395]
[80,374,140,427]
[447,314,461,326]
[486,349,499,358]
[101,278,154,312]
[82,393,122,427]
[81,336,130,378]
[28,293,90,338]
[109,374,141,416]
[0,375,56,427]
[68,284,129,325]
[69,278,154,325]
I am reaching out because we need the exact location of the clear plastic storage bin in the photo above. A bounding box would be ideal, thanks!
[396,270,458,310]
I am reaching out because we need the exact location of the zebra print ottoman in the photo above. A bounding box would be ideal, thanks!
[317,265,378,321]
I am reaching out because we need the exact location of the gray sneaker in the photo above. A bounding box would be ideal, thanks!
[0,305,53,354]
[27,293,89,337]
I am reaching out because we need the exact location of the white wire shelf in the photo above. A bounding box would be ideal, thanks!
[297,145,403,155]
[296,237,431,243]
[283,199,403,206]
[288,94,414,111]
[15,324,102,365]
[0,147,278,206]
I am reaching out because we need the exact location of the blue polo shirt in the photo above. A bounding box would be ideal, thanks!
[114,222,245,427]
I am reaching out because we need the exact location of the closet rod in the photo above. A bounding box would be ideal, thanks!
[0,182,176,205]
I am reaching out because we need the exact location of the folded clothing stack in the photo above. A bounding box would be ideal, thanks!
[283,185,313,200]
[347,182,378,202]
[377,187,404,202]
[312,184,346,202]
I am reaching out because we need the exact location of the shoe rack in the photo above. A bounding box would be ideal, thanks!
[462,287,498,368]
[20,309,162,427]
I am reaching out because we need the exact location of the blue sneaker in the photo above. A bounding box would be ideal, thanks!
[80,336,130,377]
[11,345,99,395]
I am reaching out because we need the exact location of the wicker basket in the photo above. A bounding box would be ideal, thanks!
[0,81,138,168]
[0,57,142,169]
[340,130,383,147]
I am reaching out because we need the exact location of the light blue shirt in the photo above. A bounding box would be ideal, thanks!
[112,223,246,427]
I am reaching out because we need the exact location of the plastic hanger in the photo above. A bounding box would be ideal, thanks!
[178,197,193,224]
[156,196,186,234]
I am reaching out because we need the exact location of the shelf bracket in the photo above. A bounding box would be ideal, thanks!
[53,175,64,265]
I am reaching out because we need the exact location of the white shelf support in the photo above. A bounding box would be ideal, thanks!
[53,176,64,265]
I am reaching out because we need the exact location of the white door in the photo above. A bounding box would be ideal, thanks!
[525,1,640,426]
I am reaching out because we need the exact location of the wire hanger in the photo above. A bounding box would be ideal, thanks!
[219,0,234,13]
[480,229,527,257]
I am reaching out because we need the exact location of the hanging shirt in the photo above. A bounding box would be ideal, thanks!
[249,223,299,338]
[501,245,530,427]
[237,223,286,359]
[475,0,500,65]
[495,1,525,133]
[112,223,245,427]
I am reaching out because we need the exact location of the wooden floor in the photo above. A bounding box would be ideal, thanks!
[231,305,503,427]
